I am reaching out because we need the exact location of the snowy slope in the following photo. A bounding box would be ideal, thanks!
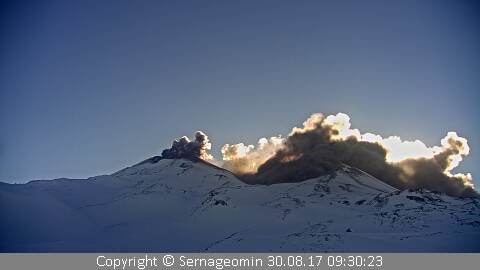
[0,158,479,252]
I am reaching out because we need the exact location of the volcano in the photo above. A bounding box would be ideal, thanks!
[0,157,479,252]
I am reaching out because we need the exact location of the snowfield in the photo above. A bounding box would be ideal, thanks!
[0,158,479,252]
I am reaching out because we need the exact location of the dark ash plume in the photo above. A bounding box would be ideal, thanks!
[227,113,477,198]
[161,131,213,161]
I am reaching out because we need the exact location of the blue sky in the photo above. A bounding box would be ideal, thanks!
[1,0,479,188]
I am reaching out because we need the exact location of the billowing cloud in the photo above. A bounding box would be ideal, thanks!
[222,113,477,198]
[221,136,284,174]
[161,131,213,160]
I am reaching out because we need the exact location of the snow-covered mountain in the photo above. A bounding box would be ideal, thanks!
[1,157,479,252]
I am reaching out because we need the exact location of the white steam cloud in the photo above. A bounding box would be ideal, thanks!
[221,136,284,173]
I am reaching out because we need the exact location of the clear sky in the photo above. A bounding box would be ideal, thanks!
[1,0,479,188]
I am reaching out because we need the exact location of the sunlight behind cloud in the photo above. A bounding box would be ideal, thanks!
[220,112,474,196]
